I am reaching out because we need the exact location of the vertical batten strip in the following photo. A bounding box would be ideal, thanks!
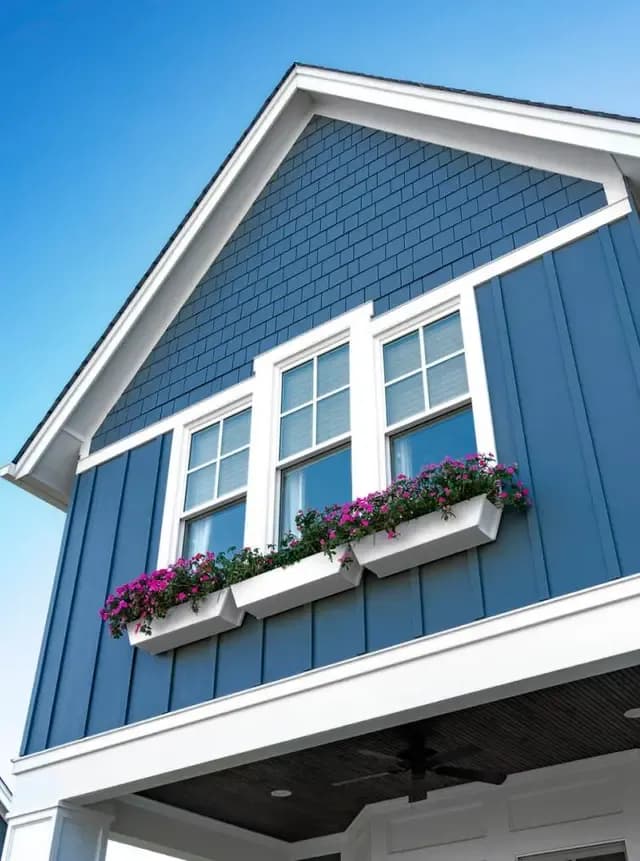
[20,476,82,755]
[82,451,131,738]
[488,276,550,601]
[599,226,640,395]
[541,252,620,581]
[40,470,97,751]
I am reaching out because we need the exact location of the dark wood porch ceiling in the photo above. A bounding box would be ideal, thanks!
[142,666,640,842]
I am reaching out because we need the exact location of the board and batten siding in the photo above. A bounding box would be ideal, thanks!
[91,115,605,451]
[22,214,640,754]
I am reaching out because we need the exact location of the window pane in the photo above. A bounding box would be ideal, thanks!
[280,446,351,536]
[185,464,217,510]
[183,500,246,558]
[317,344,349,396]
[383,331,421,382]
[221,408,251,455]
[390,407,476,478]
[423,313,464,364]
[317,389,350,443]
[280,405,313,458]
[218,449,249,495]
[189,424,219,469]
[282,360,313,412]
[385,372,425,425]
[427,353,468,405]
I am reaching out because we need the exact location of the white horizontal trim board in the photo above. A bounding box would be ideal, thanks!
[75,197,631,477]
[9,572,640,815]
[6,59,637,510]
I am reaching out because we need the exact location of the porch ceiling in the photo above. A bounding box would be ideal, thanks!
[141,666,640,842]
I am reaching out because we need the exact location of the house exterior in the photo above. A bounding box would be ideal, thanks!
[3,63,640,861]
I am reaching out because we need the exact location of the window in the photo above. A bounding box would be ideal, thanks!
[181,408,251,557]
[382,312,476,479]
[159,299,494,562]
[277,344,351,536]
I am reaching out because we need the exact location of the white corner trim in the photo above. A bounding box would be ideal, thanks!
[0,776,12,815]
[9,572,640,814]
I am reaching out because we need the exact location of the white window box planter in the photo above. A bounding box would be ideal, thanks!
[230,549,363,619]
[352,495,502,578]
[127,587,244,654]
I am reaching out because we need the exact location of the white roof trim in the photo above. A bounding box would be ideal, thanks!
[4,64,640,509]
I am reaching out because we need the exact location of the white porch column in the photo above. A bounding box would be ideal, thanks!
[1,804,112,861]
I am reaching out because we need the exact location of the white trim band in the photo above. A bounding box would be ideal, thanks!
[9,571,640,814]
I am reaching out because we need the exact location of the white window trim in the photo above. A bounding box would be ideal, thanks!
[88,280,498,567]
[371,287,496,485]
[76,199,628,483]
[244,303,375,550]
[156,389,252,568]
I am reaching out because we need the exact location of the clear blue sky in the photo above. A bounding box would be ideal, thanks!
[1,0,639,854]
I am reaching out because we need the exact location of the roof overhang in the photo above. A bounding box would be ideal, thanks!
[5,63,640,510]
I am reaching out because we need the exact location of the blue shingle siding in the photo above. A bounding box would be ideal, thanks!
[91,117,605,450]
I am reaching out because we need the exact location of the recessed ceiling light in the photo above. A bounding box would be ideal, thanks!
[270,789,292,798]
[624,707,640,719]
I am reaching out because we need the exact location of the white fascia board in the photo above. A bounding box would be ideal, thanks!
[9,572,640,815]
[312,92,628,205]
[298,66,640,160]
[8,64,640,509]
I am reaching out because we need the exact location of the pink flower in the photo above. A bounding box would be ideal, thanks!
[177,592,188,602]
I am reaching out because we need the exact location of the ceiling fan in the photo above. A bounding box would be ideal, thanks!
[331,729,507,802]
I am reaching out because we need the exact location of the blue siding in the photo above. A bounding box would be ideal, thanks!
[23,434,172,753]
[24,217,640,753]
[26,224,640,752]
[92,117,604,451]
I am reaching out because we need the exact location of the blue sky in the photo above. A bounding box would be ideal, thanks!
[1,1,639,856]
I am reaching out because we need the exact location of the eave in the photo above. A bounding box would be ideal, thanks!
[4,62,640,510]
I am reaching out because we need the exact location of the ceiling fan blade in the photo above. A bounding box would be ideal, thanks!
[408,773,428,803]
[357,748,403,765]
[432,765,507,786]
[331,770,391,787]
[423,744,480,768]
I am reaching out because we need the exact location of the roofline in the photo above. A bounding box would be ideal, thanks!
[302,62,640,125]
[5,62,640,507]
[10,62,640,468]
